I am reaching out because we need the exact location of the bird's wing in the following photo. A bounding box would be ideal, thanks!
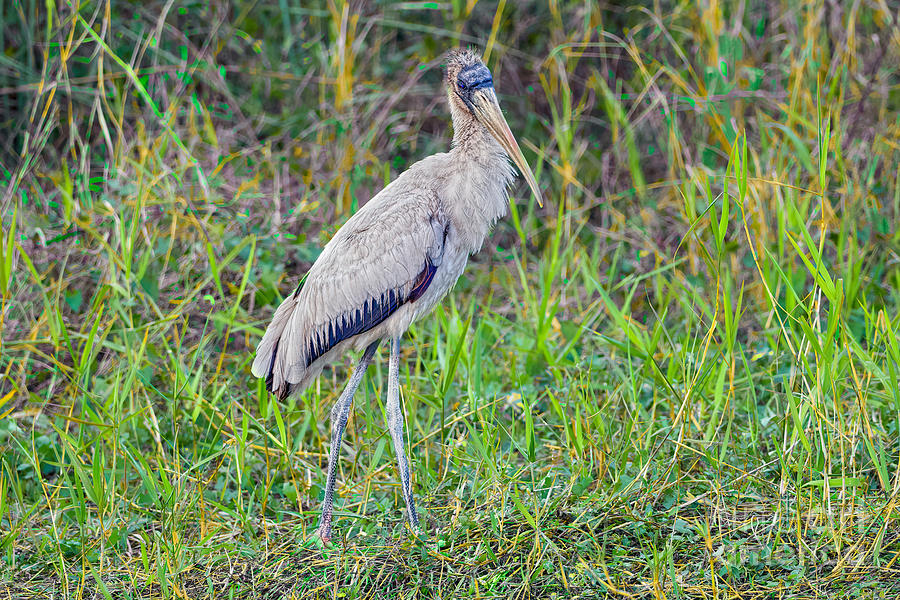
[251,189,449,395]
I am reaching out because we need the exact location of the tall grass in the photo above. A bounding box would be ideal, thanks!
[1,0,899,597]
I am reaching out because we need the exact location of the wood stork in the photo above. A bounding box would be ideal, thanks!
[252,48,542,541]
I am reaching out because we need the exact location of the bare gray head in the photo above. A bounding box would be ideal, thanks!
[445,49,543,206]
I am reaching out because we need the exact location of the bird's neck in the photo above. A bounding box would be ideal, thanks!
[447,108,515,253]
[450,108,490,150]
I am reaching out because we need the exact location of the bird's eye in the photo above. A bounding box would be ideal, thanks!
[459,81,469,91]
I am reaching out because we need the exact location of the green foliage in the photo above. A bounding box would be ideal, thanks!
[1,0,899,597]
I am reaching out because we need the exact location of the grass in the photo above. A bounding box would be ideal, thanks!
[1,0,899,597]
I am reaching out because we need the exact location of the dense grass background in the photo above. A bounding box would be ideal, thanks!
[2,0,899,597]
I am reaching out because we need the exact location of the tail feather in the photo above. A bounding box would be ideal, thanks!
[263,337,280,393]
[251,294,305,397]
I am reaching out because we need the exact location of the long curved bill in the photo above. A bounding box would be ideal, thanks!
[471,88,543,207]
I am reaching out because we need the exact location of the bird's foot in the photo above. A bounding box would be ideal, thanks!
[408,514,424,539]
[316,514,333,544]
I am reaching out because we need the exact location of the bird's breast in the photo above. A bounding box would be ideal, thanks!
[444,152,515,253]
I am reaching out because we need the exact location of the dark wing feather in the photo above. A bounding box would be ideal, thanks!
[408,256,438,302]
[303,262,436,366]
[251,183,450,398]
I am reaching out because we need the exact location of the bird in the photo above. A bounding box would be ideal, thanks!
[251,48,542,541]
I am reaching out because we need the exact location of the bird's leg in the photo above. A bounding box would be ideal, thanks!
[386,337,421,532]
[317,341,379,542]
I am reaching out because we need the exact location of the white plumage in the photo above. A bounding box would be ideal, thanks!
[252,49,541,541]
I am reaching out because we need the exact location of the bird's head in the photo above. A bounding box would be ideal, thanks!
[445,49,542,206]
